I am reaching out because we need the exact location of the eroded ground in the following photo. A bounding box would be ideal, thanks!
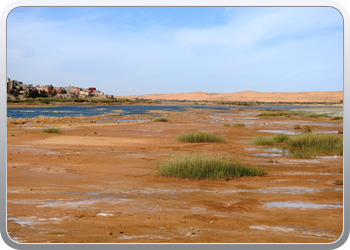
[7,108,343,243]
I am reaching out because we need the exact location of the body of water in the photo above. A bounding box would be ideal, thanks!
[7,104,339,119]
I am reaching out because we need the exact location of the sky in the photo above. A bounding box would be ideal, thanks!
[7,7,343,96]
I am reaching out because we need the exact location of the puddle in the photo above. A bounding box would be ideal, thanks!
[20,191,125,208]
[246,147,290,157]
[7,217,36,227]
[118,235,171,240]
[280,171,342,176]
[36,197,126,208]
[259,130,302,135]
[231,113,261,116]
[110,129,163,132]
[7,216,66,228]
[206,187,340,195]
[7,145,59,155]
[283,224,336,233]
[97,119,140,123]
[318,131,341,134]
[249,225,338,239]
[97,213,114,216]
[273,121,343,127]
[251,153,283,157]
[266,201,343,209]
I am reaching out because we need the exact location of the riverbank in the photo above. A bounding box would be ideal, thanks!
[7,101,344,109]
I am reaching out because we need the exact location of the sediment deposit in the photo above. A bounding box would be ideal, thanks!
[7,108,343,243]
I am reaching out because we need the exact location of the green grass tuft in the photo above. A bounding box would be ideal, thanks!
[330,116,343,120]
[153,117,168,122]
[42,128,61,134]
[251,135,274,145]
[288,149,316,159]
[223,122,245,127]
[158,153,266,180]
[303,113,329,118]
[251,132,343,158]
[286,132,343,156]
[258,112,298,117]
[176,131,224,143]
[252,133,289,145]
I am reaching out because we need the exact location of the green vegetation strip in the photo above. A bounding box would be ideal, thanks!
[302,113,329,118]
[286,132,343,155]
[251,133,289,146]
[42,128,61,133]
[330,116,343,120]
[258,112,299,117]
[158,153,266,180]
[153,117,168,122]
[223,123,245,127]
[251,132,343,157]
[176,131,224,143]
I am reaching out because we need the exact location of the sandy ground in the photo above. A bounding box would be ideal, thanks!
[122,91,343,103]
[7,107,343,244]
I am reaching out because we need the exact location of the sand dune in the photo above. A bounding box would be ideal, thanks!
[121,91,343,103]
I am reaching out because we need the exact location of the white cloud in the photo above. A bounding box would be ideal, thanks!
[7,7,343,95]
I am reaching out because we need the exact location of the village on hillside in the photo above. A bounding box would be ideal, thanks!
[7,77,114,99]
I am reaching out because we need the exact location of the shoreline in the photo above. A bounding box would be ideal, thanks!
[7,101,344,109]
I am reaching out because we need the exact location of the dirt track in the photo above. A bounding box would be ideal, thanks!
[7,108,343,243]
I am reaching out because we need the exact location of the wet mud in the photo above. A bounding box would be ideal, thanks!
[7,108,343,243]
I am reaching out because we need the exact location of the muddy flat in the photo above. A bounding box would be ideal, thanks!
[7,108,343,243]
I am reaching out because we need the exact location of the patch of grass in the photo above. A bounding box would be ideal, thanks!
[237,108,245,111]
[288,149,316,159]
[233,123,245,127]
[286,132,343,156]
[42,128,61,134]
[223,123,245,127]
[251,135,274,146]
[258,112,298,117]
[252,133,289,145]
[252,132,343,156]
[273,133,289,144]
[303,113,329,118]
[153,117,168,122]
[330,116,343,120]
[176,131,224,143]
[158,153,266,180]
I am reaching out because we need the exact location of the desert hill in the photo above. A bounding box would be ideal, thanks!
[120,91,343,103]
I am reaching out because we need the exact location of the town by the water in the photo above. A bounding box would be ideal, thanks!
[7,77,113,100]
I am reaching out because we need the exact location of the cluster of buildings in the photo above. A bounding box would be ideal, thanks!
[7,78,113,99]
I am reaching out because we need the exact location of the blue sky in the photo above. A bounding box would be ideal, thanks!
[7,7,343,95]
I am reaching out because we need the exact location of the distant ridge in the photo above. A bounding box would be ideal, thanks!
[119,91,343,103]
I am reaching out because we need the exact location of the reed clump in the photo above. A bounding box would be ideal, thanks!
[42,128,61,133]
[153,117,168,122]
[176,131,224,143]
[330,116,343,120]
[303,113,329,118]
[223,122,245,127]
[258,111,299,117]
[286,132,343,156]
[158,153,266,180]
[288,149,316,159]
[251,133,289,146]
[252,132,343,157]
